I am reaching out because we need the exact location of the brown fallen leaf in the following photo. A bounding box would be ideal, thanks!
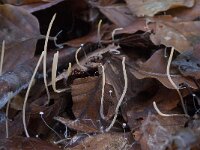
[0,136,60,149]
[98,4,135,27]
[150,21,200,53]
[121,84,188,129]
[125,0,194,17]
[0,112,25,138]
[20,0,64,13]
[129,49,197,89]
[172,48,200,79]
[2,0,49,5]
[134,114,187,150]
[65,24,110,47]
[166,0,200,21]
[0,4,40,72]
[27,93,66,137]
[54,116,99,133]
[71,132,134,150]
[97,0,117,6]
[166,128,200,150]
[71,76,116,130]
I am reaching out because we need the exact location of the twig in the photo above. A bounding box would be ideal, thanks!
[105,57,128,132]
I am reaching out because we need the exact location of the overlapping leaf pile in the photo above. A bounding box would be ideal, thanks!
[0,0,200,149]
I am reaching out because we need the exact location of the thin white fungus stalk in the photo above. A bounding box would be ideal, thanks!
[66,62,72,79]
[43,13,56,105]
[111,28,123,42]
[52,51,67,93]
[5,97,11,138]
[166,47,188,116]
[97,19,102,42]
[105,57,127,132]
[0,40,5,75]
[153,101,186,117]
[100,65,106,120]
[23,51,45,138]
[75,47,87,71]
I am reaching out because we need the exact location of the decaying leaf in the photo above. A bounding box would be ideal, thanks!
[20,0,64,13]
[172,49,200,79]
[129,49,197,89]
[134,114,188,150]
[0,136,60,149]
[98,4,135,27]
[2,0,49,5]
[71,76,116,130]
[150,21,200,53]
[0,4,40,72]
[54,116,99,133]
[71,132,134,150]
[166,0,200,21]
[125,0,194,17]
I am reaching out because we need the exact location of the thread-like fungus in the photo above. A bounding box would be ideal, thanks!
[5,93,12,138]
[100,65,106,120]
[66,62,72,79]
[0,40,5,76]
[75,46,87,71]
[23,51,45,138]
[97,19,102,42]
[52,51,68,93]
[43,13,56,105]
[166,47,188,116]
[105,57,127,132]
[111,28,123,42]
[153,101,186,117]
[39,111,62,139]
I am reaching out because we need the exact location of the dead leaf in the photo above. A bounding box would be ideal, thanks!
[125,0,194,17]
[71,132,134,150]
[134,114,187,150]
[54,116,99,133]
[2,0,49,5]
[172,49,200,79]
[20,0,64,13]
[0,112,25,138]
[71,76,116,131]
[129,49,197,89]
[28,93,66,136]
[0,4,40,72]
[166,0,200,21]
[98,4,135,27]
[150,21,200,53]
[0,136,60,149]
